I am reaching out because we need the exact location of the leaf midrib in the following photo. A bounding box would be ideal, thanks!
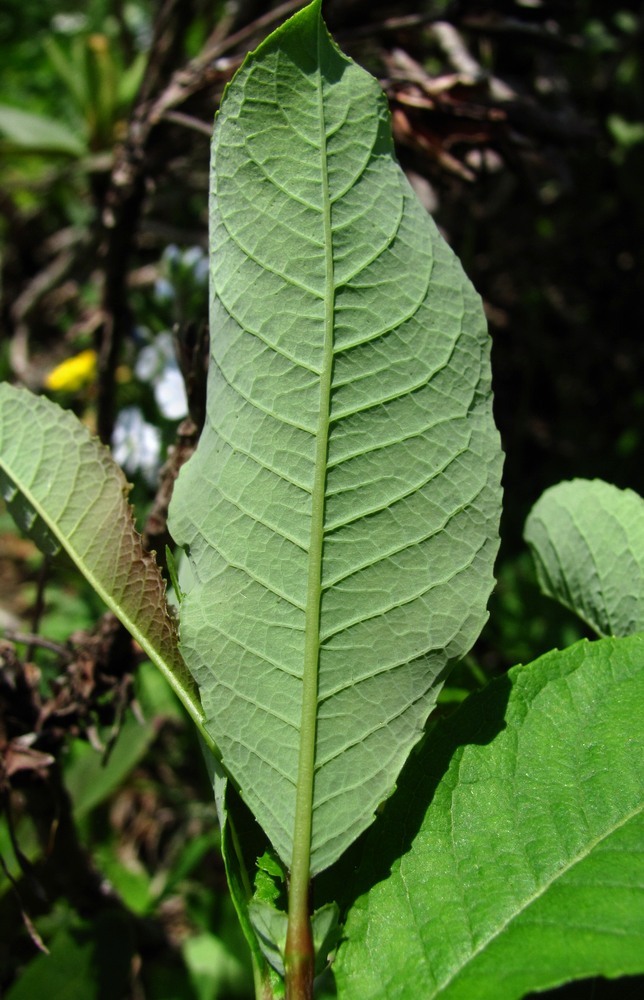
[288,17,335,891]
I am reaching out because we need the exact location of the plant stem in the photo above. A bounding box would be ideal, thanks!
[285,891,314,999]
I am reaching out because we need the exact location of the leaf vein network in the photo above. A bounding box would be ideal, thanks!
[332,266,433,355]
[209,417,313,498]
[331,206,404,287]
[244,107,320,152]
[211,357,318,435]
[272,50,326,151]
[217,213,324,299]
[214,312,322,376]
[436,801,643,994]
[322,481,485,590]
[324,440,471,531]
[326,412,463,470]
[186,507,307,609]
[320,536,486,643]
[318,648,438,704]
[329,353,460,431]
[233,114,321,203]
[322,98,352,142]
[313,681,433,776]
[326,434,471,501]
[213,673,300,735]
[328,134,387,206]
[227,163,324,243]
[196,617,303,677]
[57,493,90,544]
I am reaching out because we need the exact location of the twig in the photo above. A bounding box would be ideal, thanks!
[94,0,321,444]
[190,0,307,73]
[335,8,457,45]
[27,558,50,661]
[9,252,76,386]
[147,0,307,126]
[462,15,581,52]
[431,21,485,80]
[161,110,214,137]
[95,0,204,444]
[0,851,49,955]
[3,631,70,659]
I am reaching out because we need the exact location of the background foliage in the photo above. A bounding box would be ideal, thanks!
[1,1,642,997]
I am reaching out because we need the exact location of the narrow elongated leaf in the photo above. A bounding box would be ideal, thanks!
[201,748,274,996]
[335,634,644,999]
[168,0,502,876]
[0,383,201,722]
[0,103,86,157]
[525,478,644,637]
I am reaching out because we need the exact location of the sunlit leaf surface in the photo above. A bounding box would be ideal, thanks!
[335,634,644,998]
[168,0,502,875]
[525,478,644,637]
[0,384,200,718]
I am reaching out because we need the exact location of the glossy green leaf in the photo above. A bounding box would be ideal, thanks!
[525,478,644,637]
[0,383,202,723]
[168,0,502,877]
[335,634,644,999]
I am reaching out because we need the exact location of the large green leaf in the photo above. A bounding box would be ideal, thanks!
[525,478,644,637]
[0,384,202,724]
[334,634,644,999]
[168,0,502,877]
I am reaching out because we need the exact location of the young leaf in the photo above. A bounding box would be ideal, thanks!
[334,633,644,999]
[0,383,203,726]
[168,0,502,882]
[525,478,644,637]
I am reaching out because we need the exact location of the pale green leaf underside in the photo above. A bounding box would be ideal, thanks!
[0,383,201,720]
[168,2,502,875]
[525,478,644,637]
[335,634,644,999]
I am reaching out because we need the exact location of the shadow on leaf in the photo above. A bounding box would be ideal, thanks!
[315,670,512,918]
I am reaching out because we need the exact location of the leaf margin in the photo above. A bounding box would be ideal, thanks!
[333,632,644,1000]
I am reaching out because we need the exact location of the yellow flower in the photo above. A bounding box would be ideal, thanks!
[44,349,97,392]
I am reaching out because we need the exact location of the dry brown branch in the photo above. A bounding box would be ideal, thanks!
[94,0,311,445]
